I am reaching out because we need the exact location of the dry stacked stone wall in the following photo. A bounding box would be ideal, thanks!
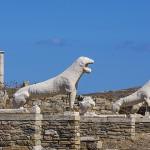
[42,113,80,149]
[80,115,135,140]
[135,116,150,133]
[0,113,42,150]
[0,112,80,150]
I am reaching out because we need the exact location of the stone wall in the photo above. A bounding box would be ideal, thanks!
[26,95,69,114]
[0,111,139,150]
[0,113,42,150]
[42,113,80,149]
[135,116,150,133]
[0,112,80,150]
[80,115,135,140]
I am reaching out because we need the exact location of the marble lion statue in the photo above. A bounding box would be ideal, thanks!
[79,96,95,115]
[112,80,150,114]
[13,56,94,110]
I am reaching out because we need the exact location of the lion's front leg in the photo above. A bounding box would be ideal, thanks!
[69,89,77,111]
[144,96,150,115]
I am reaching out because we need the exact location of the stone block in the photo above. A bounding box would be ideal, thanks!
[97,140,103,149]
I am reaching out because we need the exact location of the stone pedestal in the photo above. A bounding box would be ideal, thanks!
[0,113,43,149]
[42,112,80,149]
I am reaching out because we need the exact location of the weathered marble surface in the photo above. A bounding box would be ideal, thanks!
[79,96,96,115]
[13,56,94,110]
[112,80,150,114]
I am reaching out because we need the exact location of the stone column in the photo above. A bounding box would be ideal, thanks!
[0,51,4,88]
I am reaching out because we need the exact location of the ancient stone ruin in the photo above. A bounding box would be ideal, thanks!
[0,51,149,150]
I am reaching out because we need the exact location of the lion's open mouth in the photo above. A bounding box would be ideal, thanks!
[83,62,94,73]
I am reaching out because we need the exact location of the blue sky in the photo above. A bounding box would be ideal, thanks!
[0,0,150,94]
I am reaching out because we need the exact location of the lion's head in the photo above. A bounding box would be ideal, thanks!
[76,56,94,73]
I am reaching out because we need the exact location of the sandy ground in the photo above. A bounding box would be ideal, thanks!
[102,133,150,150]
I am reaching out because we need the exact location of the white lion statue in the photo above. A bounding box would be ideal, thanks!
[13,56,94,110]
[112,80,150,114]
[79,96,96,115]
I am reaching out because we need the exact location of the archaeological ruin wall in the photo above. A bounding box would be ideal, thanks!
[80,115,135,140]
[135,116,150,133]
[0,111,138,150]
